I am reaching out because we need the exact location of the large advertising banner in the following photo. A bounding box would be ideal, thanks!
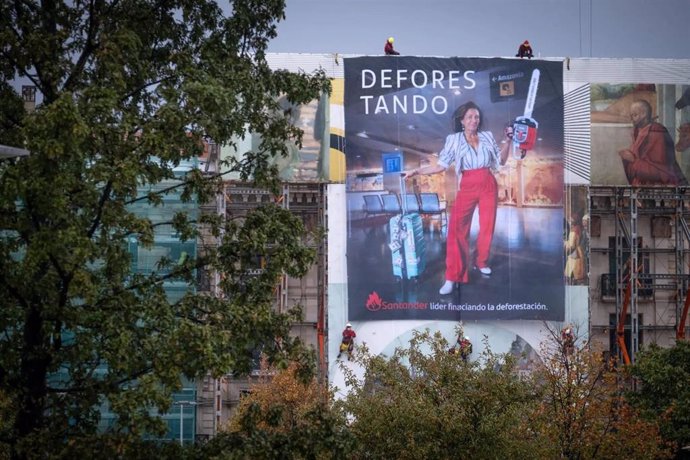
[591,83,690,186]
[344,57,565,321]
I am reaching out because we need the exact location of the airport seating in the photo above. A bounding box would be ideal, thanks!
[418,193,448,236]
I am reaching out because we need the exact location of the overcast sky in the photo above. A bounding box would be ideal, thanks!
[268,0,690,59]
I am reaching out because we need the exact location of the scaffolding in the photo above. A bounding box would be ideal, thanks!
[194,181,328,438]
[589,186,690,364]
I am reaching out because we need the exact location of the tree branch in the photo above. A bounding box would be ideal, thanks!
[87,180,112,238]
[117,218,199,240]
[123,168,233,206]
[122,253,210,293]
[62,0,101,93]
[120,76,177,104]
[46,365,154,394]
[0,272,30,311]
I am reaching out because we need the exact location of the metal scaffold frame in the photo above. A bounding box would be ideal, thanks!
[590,186,690,364]
[216,181,329,414]
[278,183,329,383]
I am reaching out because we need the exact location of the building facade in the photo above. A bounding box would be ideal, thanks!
[181,54,690,440]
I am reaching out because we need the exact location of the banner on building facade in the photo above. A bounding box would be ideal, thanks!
[591,83,690,187]
[344,57,565,321]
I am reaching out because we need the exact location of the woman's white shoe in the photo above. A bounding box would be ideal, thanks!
[439,280,454,295]
[478,267,492,275]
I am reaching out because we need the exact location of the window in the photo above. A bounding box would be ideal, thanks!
[608,313,644,358]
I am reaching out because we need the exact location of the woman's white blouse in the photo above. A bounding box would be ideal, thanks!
[437,131,501,175]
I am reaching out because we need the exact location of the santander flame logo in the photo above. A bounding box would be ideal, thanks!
[366,291,383,311]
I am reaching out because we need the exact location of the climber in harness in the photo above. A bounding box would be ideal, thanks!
[338,323,356,361]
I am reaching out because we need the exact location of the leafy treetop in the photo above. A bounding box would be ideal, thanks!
[0,0,330,458]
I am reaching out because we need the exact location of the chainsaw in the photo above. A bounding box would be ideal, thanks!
[512,68,540,159]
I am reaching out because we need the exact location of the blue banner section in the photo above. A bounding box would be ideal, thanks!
[344,57,565,321]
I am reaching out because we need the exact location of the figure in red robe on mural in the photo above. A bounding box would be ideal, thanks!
[618,99,688,186]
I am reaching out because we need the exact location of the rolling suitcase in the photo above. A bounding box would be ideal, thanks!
[389,174,426,280]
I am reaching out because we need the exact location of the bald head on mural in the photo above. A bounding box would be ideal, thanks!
[618,99,687,186]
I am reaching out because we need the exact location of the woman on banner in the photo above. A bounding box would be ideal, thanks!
[407,101,513,295]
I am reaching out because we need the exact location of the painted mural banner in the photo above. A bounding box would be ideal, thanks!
[590,83,690,187]
[220,95,332,182]
[344,57,565,321]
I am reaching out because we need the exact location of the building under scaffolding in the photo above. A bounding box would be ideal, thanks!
[193,182,328,439]
[589,186,690,364]
[182,54,690,441]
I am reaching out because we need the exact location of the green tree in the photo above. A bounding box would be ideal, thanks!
[200,406,353,460]
[0,0,329,458]
[529,325,671,460]
[341,330,542,459]
[628,340,690,458]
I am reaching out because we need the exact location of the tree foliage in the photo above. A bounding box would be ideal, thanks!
[528,325,671,460]
[0,0,329,457]
[341,330,542,460]
[227,361,330,434]
[339,327,673,460]
[199,360,355,460]
[628,340,690,458]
